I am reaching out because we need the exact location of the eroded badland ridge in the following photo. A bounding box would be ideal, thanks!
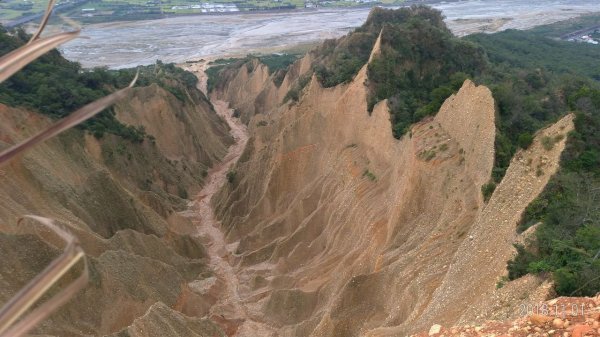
[1,6,600,337]
[0,75,234,336]
[209,30,578,336]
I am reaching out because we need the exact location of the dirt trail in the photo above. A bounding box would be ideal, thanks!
[180,61,276,336]
[181,61,209,95]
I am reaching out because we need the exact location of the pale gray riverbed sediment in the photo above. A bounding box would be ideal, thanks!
[56,0,600,68]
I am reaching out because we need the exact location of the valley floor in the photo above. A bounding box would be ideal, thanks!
[180,62,277,336]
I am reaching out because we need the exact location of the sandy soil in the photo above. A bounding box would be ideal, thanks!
[180,61,209,95]
[411,295,600,337]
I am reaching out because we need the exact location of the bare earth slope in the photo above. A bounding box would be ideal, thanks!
[211,36,574,336]
[0,39,577,337]
[212,55,313,124]
[411,295,600,337]
[0,82,233,336]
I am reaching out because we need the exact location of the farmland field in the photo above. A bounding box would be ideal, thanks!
[0,0,404,25]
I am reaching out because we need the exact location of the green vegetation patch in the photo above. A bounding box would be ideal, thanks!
[283,73,311,103]
[362,169,376,181]
[481,181,496,202]
[308,6,486,138]
[206,53,300,92]
[367,8,486,138]
[206,56,248,93]
[0,26,201,142]
[468,16,600,297]
[466,26,600,182]
[258,53,301,74]
[508,87,600,296]
[226,170,236,183]
[467,29,600,81]
[418,149,436,161]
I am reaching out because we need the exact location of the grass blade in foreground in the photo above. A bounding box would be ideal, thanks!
[0,71,138,166]
[0,31,79,83]
[27,0,57,44]
[0,216,89,337]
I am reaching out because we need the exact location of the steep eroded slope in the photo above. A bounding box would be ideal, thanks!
[0,81,233,336]
[211,35,573,336]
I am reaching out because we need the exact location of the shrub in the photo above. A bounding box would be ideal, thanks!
[481,182,496,202]
[205,56,250,93]
[284,73,311,103]
[527,260,552,274]
[226,170,236,184]
[362,169,377,181]
[517,133,534,149]
[518,198,548,232]
[536,167,544,176]
[507,244,536,280]
[177,186,189,199]
[541,135,556,151]
[419,149,436,161]
[272,69,287,87]
[496,275,509,289]
[258,53,300,74]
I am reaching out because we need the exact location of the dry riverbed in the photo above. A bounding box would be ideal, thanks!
[179,61,277,336]
[55,0,600,69]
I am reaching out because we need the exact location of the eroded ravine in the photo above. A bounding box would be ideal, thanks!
[180,62,276,336]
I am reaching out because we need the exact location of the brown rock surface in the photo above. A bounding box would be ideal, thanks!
[410,295,600,337]
[0,30,581,337]
[0,79,232,336]
[212,54,313,124]
[107,302,225,337]
[211,35,574,337]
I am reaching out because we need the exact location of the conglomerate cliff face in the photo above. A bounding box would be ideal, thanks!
[0,83,232,336]
[212,35,573,336]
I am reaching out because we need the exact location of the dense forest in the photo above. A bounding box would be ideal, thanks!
[0,26,200,142]
[466,27,600,295]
